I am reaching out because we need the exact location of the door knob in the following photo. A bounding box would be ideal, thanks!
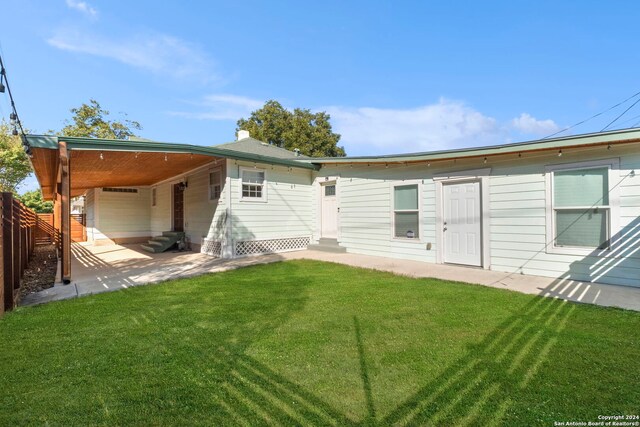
[443,227,448,231]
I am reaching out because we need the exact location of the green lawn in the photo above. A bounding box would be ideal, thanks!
[1,260,638,426]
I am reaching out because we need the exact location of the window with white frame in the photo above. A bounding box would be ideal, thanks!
[551,165,612,250]
[393,184,420,238]
[209,169,222,201]
[241,168,266,200]
[151,188,157,207]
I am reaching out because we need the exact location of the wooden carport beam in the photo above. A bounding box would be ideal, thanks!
[59,141,71,284]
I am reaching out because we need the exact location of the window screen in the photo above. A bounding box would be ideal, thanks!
[553,167,610,249]
[394,184,419,238]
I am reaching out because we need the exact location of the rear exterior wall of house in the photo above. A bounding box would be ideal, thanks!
[315,142,640,288]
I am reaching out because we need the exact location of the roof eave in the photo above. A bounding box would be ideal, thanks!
[301,128,640,164]
[25,135,319,171]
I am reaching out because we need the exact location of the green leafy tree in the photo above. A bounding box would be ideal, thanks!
[59,99,142,139]
[237,100,345,157]
[0,121,31,193]
[17,190,53,213]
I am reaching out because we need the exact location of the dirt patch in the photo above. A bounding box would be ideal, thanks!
[19,245,58,298]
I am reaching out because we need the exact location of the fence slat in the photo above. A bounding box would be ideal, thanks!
[0,193,39,315]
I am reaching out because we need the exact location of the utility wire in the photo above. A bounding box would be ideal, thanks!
[601,96,640,131]
[0,52,29,150]
[543,90,640,139]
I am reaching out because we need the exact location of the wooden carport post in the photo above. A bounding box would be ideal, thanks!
[59,141,71,284]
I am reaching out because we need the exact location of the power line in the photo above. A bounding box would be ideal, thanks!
[543,90,640,139]
[0,52,30,155]
[601,96,640,131]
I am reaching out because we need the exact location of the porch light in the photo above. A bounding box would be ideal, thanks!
[558,150,563,157]
[483,157,487,164]
[99,152,104,160]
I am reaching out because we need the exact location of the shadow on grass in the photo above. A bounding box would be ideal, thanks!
[380,295,576,426]
[186,287,575,425]
[5,261,580,426]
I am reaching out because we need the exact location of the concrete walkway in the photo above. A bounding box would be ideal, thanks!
[20,244,640,311]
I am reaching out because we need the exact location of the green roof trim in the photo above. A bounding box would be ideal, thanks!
[299,128,640,164]
[25,135,319,170]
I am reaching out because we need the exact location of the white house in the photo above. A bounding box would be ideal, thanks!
[27,128,640,287]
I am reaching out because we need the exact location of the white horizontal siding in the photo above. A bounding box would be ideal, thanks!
[229,162,313,242]
[150,182,171,235]
[317,164,437,263]
[184,166,223,246]
[95,187,151,238]
[488,146,640,287]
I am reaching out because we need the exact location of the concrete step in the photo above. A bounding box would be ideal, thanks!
[162,231,185,237]
[319,238,339,245]
[141,244,161,253]
[142,231,184,253]
[307,240,347,253]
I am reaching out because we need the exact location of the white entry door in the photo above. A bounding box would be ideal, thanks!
[443,181,482,266]
[321,183,338,238]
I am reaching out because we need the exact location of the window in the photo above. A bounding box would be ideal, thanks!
[103,187,138,193]
[209,169,222,201]
[550,164,613,250]
[324,185,336,196]
[393,184,419,238]
[241,168,266,201]
[151,188,157,207]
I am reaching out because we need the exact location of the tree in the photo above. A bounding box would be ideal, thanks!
[0,121,31,193]
[17,190,53,213]
[237,100,345,157]
[59,99,142,139]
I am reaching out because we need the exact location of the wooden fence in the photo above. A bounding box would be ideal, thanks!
[36,213,55,245]
[71,213,86,242]
[1,192,37,316]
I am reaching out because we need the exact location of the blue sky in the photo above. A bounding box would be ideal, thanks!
[2,0,640,192]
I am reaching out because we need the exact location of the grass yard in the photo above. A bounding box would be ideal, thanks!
[1,260,638,426]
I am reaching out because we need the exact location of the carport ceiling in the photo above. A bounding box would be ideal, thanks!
[70,150,216,196]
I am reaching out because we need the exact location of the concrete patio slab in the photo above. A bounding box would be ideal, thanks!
[20,243,285,306]
[19,243,640,312]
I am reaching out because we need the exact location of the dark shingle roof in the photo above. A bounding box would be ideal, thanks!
[214,137,309,159]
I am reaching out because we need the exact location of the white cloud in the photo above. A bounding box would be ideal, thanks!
[65,0,97,17]
[170,94,263,120]
[510,113,560,136]
[47,29,216,82]
[171,95,561,156]
[326,98,502,155]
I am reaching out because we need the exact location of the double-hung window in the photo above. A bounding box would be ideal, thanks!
[241,168,266,201]
[209,169,222,201]
[393,183,420,239]
[548,160,619,253]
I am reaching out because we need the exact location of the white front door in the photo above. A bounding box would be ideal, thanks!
[443,181,482,266]
[321,183,338,238]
